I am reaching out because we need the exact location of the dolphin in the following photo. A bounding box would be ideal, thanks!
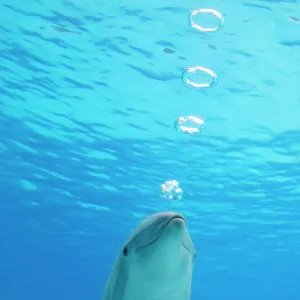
[102,211,196,300]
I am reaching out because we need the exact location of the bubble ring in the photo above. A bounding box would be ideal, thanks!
[174,116,204,134]
[182,65,218,89]
[189,8,224,33]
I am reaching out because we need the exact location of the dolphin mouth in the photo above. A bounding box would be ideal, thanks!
[170,214,185,223]
[135,214,186,251]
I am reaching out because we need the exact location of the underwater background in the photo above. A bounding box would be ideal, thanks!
[0,0,300,299]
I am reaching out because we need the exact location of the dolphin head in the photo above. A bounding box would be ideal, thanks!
[103,211,196,300]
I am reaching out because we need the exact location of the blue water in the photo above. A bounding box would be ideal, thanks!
[1,0,300,299]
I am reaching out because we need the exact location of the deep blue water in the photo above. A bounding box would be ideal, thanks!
[1,0,300,299]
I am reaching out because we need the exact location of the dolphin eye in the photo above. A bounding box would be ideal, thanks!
[123,247,128,256]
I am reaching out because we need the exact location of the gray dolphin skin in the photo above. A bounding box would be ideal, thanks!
[102,211,196,300]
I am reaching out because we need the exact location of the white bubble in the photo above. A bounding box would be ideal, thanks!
[174,116,204,134]
[160,180,183,200]
[190,8,224,33]
[183,65,218,89]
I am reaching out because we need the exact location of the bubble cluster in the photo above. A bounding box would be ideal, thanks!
[183,65,218,89]
[160,180,183,200]
[189,8,224,33]
[174,116,204,134]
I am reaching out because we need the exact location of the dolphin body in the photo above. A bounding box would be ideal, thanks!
[102,211,196,300]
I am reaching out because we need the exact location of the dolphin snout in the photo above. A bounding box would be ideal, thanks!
[170,213,185,223]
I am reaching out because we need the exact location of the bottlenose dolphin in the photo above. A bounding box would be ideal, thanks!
[102,211,196,300]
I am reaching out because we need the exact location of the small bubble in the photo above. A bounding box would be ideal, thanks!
[160,180,183,200]
[174,116,204,134]
[190,8,224,33]
[182,65,218,89]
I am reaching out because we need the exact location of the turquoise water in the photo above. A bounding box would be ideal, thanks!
[1,0,300,299]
